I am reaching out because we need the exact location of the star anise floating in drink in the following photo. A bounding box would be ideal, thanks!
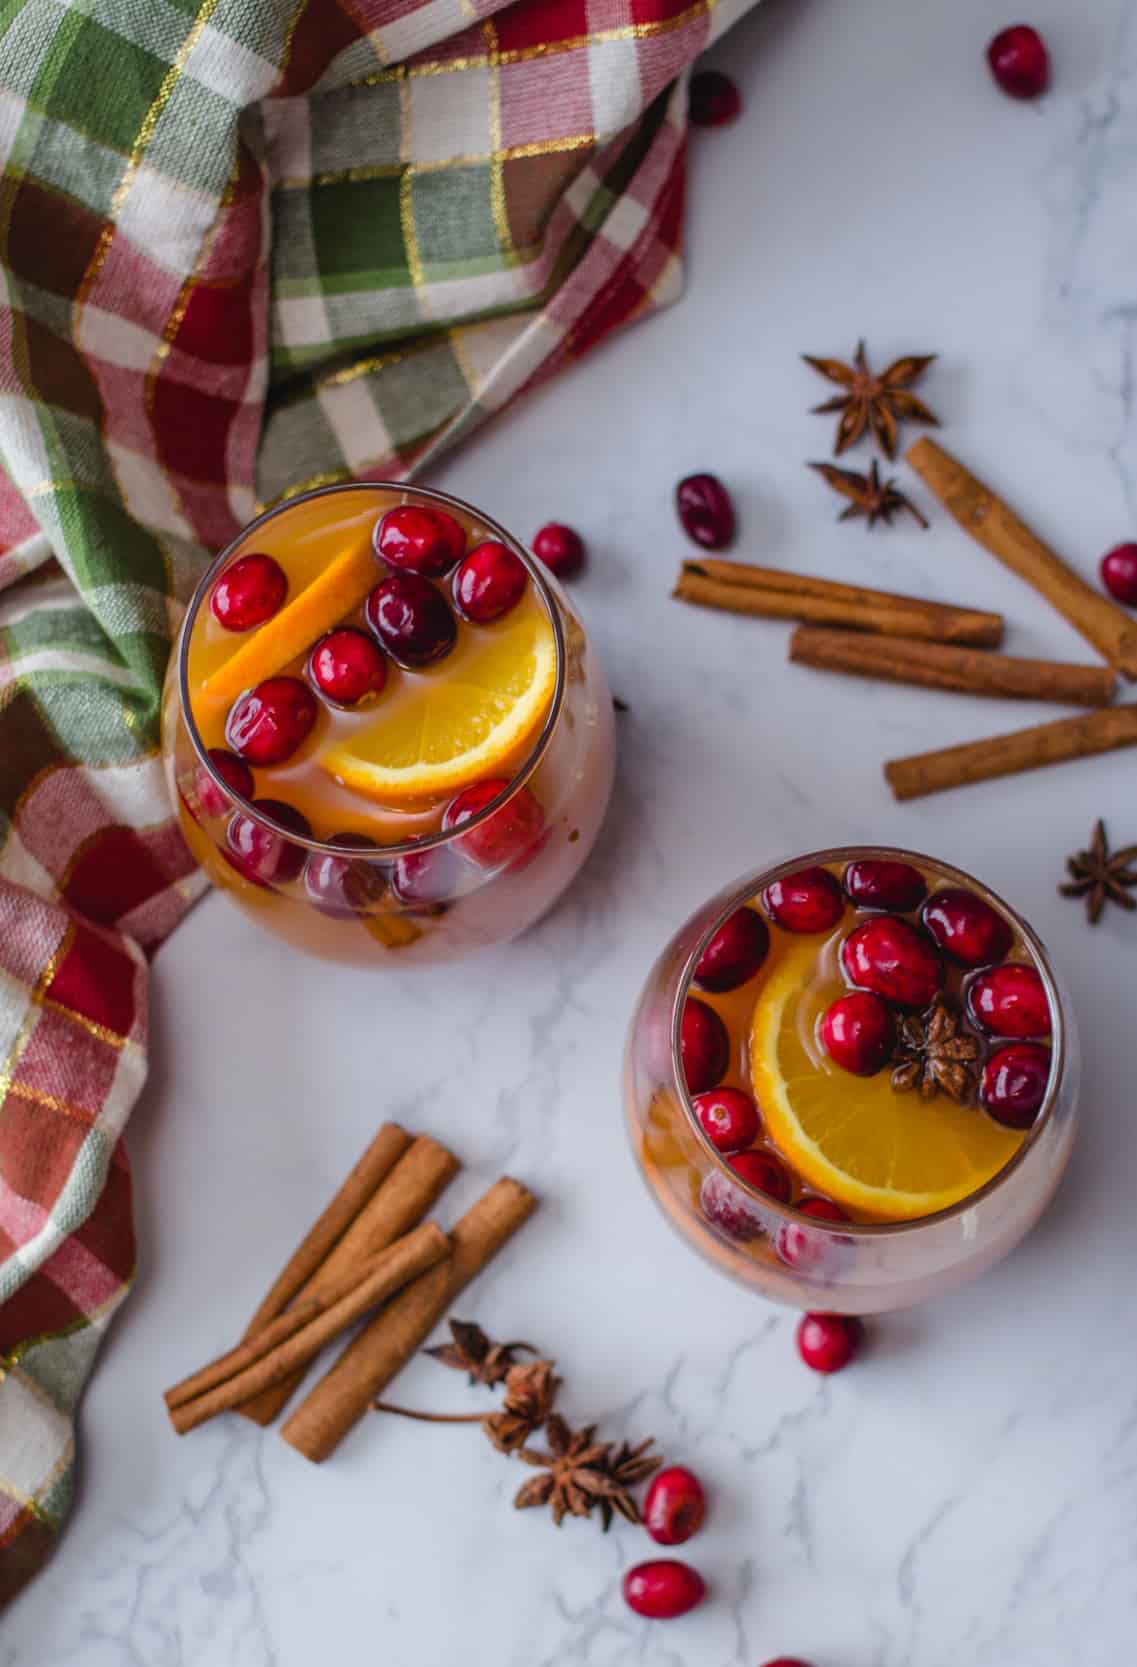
[1059,818,1137,924]
[803,340,939,459]
[809,460,929,529]
[891,1001,980,1103]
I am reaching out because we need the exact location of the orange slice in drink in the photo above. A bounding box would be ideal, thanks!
[321,608,556,806]
[750,941,1024,1221]
[202,543,378,706]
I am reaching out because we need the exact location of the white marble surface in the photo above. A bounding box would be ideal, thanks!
[7,0,1137,1661]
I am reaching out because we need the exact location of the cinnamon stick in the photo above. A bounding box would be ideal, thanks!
[165,1224,450,1435]
[674,559,1004,647]
[906,438,1137,680]
[884,704,1137,800]
[238,1133,459,1425]
[790,626,1116,707]
[281,1177,537,1463]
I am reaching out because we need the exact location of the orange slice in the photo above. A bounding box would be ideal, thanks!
[750,941,1024,1220]
[202,543,378,705]
[321,608,556,806]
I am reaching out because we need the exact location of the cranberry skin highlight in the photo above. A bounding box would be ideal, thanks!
[692,1086,760,1153]
[987,24,1049,99]
[796,1312,862,1374]
[842,915,942,1009]
[694,906,770,992]
[1101,542,1137,606]
[531,522,584,578]
[225,799,310,888]
[210,552,287,632]
[643,1467,707,1546]
[226,676,317,766]
[453,540,528,622]
[763,866,844,934]
[374,504,465,576]
[675,472,735,550]
[680,998,729,1093]
[843,858,927,913]
[622,1560,706,1620]
[981,1041,1051,1127]
[689,69,741,127]
[821,992,895,1076]
[196,748,253,818]
[309,627,387,706]
[922,888,1012,968]
[442,778,544,869]
[968,963,1051,1040]
[367,573,457,667]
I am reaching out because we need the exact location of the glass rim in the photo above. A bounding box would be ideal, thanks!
[669,845,1067,1240]
[176,479,568,859]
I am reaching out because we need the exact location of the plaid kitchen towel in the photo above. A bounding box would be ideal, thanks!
[0,0,756,1607]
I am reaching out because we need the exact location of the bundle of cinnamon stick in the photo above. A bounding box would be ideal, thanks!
[673,438,1137,799]
[163,1122,536,1463]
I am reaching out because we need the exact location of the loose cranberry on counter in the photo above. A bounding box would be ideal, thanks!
[453,540,528,622]
[374,504,465,576]
[680,997,730,1093]
[843,858,927,913]
[1101,542,1137,606]
[763,866,844,934]
[796,1311,862,1374]
[226,799,310,887]
[366,573,457,667]
[980,1041,1051,1127]
[694,906,770,992]
[643,1467,707,1546]
[195,748,253,817]
[692,1086,760,1153]
[442,778,544,869]
[209,552,287,632]
[226,676,317,766]
[309,627,388,706]
[759,1659,817,1667]
[305,833,386,917]
[390,845,461,913]
[675,472,735,550]
[776,1196,850,1272]
[967,962,1051,1039]
[623,1559,705,1620]
[842,915,942,1009]
[689,69,741,127]
[922,888,1012,968]
[531,522,584,578]
[987,24,1049,99]
[821,991,895,1075]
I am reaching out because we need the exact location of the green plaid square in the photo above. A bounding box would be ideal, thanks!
[145,72,240,196]
[55,492,168,597]
[309,84,403,178]
[411,164,499,270]
[33,15,169,157]
[367,338,469,449]
[310,176,410,287]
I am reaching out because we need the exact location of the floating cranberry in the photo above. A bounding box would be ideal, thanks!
[305,833,386,917]
[842,915,942,1009]
[643,1467,707,1546]
[209,552,287,632]
[731,1147,792,1203]
[226,799,310,887]
[675,472,735,550]
[195,748,253,818]
[843,858,927,913]
[821,991,894,1076]
[968,962,1051,1039]
[701,1149,789,1241]
[689,69,741,127]
[622,1559,705,1620]
[309,627,387,706]
[226,676,317,766]
[775,1196,850,1272]
[531,522,584,579]
[981,1041,1051,1127]
[366,573,457,667]
[442,778,544,869]
[1101,542,1137,606]
[453,540,528,622]
[763,866,844,934]
[680,998,729,1093]
[922,888,1012,968]
[374,504,465,577]
[987,24,1049,99]
[692,1086,760,1153]
[796,1311,862,1374]
[694,906,770,992]
[390,845,460,912]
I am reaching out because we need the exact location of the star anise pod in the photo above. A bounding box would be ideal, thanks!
[808,460,928,529]
[595,1437,663,1530]
[891,1001,980,1104]
[514,1415,628,1527]
[483,1359,561,1454]
[1059,818,1137,924]
[803,340,939,459]
[425,1318,536,1388]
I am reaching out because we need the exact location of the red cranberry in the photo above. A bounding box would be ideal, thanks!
[987,24,1049,99]
[226,799,310,887]
[796,1311,862,1374]
[453,540,528,623]
[531,522,584,578]
[643,1467,706,1546]
[305,833,386,917]
[694,906,769,992]
[775,1197,849,1272]
[675,473,735,550]
[390,845,460,912]
[843,858,927,913]
[842,916,942,1009]
[226,676,317,766]
[689,69,741,127]
[730,1147,792,1203]
[922,888,1012,968]
[442,778,544,869]
[763,866,844,934]
[195,748,253,817]
[309,627,387,706]
[821,992,894,1075]
[680,998,729,1093]
[981,1041,1051,1127]
[1101,542,1137,606]
[968,963,1051,1040]
[374,504,465,577]
[759,1659,817,1667]
[366,573,456,667]
[209,552,287,632]
[622,1559,705,1620]
[692,1086,760,1153]
[701,1149,789,1240]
